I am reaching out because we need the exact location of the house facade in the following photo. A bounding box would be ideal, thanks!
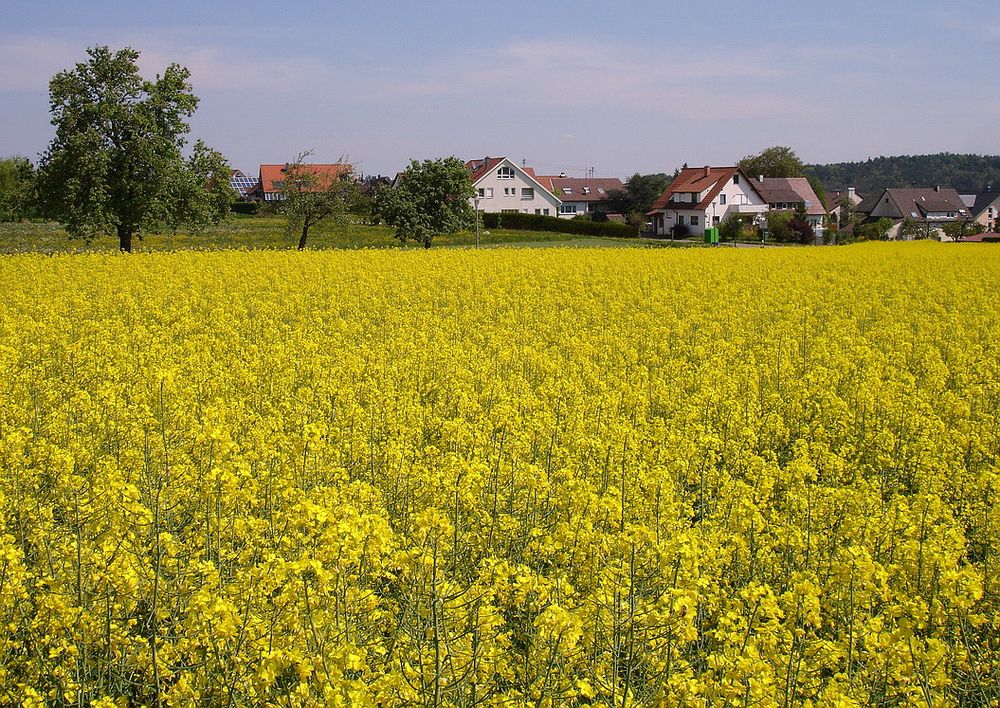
[466,157,562,216]
[865,187,970,239]
[971,190,1000,232]
[647,166,768,237]
[538,176,625,218]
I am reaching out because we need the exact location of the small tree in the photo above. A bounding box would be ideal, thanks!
[0,156,36,222]
[766,210,794,242]
[379,157,474,249]
[789,203,815,244]
[36,46,232,251]
[279,152,359,250]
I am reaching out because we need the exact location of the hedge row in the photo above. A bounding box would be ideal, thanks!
[230,201,260,215]
[480,212,639,238]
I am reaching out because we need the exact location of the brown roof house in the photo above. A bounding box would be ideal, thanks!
[539,176,625,219]
[864,186,971,240]
[755,176,828,240]
[647,166,768,237]
[247,163,353,202]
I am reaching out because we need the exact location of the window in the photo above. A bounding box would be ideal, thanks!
[733,174,739,184]
[521,187,534,199]
[678,215,685,225]
[501,208,518,213]
[690,215,699,226]
[719,194,726,205]
[713,216,720,225]
[535,208,550,216]
[562,187,573,195]
[559,204,577,215]
[497,166,514,179]
[484,187,493,198]
[503,187,516,197]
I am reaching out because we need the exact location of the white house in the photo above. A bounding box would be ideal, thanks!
[465,157,562,216]
[647,166,768,237]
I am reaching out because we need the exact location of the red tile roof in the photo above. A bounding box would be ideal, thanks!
[465,157,507,182]
[257,163,352,195]
[649,166,761,213]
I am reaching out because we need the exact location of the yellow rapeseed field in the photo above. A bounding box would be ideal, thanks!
[0,243,998,706]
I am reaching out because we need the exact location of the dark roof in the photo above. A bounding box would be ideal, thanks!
[542,176,625,202]
[887,188,969,218]
[757,177,827,215]
[649,166,763,213]
[972,191,1000,217]
[859,187,969,219]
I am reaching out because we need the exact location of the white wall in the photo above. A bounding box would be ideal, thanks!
[472,160,561,215]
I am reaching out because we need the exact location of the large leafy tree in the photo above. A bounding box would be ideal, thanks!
[280,152,360,250]
[738,146,806,179]
[379,157,474,249]
[36,46,233,252]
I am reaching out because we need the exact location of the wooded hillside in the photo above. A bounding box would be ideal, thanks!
[806,153,1000,195]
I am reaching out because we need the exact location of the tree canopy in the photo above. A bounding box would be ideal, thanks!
[806,153,1000,195]
[378,157,474,248]
[605,173,673,218]
[738,146,806,179]
[36,46,234,252]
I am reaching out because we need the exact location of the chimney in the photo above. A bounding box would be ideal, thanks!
[759,175,764,184]
[934,185,941,192]
[559,171,567,178]
[704,166,711,177]
[848,187,856,199]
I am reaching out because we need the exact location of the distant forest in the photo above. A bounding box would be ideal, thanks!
[806,154,1000,196]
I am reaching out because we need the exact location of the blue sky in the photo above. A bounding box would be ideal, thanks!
[1,0,997,178]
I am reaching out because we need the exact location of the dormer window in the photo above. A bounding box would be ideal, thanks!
[497,166,514,179]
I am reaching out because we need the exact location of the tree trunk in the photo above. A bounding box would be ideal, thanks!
[298,223,309,250]
[117,225,133,253]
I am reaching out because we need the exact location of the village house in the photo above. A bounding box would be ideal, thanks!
[970,188,1000,232]
[647,166,768,237]
[246,163,353,202]
[859,186,970,240]
[535,175,625,219]
[465,157,562,216]
[229,169,258,199]
[825,187,862,225]
[755,176,828,239]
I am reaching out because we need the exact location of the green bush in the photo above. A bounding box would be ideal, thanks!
[480,212,639,237]
[230,201,260,216]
